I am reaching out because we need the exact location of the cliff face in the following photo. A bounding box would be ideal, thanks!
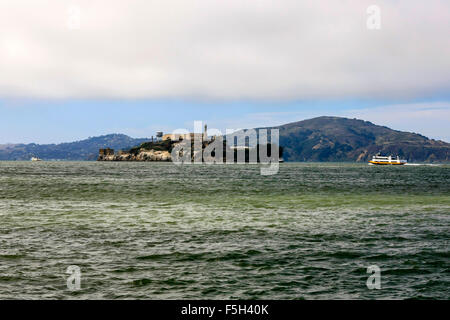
[269,116,450,162]
[98,139,174,161]
[98,149,171,161]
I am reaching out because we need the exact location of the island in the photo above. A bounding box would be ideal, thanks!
[98,127,283,162]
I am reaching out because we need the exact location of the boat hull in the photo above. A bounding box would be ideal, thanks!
[368,161,406,165]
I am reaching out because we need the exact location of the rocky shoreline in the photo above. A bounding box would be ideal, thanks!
[98,149,171,161]
[97,137,283,163]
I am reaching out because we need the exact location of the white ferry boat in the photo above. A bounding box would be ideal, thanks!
[31,156,42,161]
[368,154,407,165]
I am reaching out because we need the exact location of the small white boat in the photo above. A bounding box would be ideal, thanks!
[368,154,407,165]
[31,157,42,161]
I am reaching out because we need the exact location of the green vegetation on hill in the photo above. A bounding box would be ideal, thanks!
[1,117,449,162]
[270,116,449,162]
[127,139,174,155]
[0,134,149,160]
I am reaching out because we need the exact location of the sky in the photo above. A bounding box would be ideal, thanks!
[0,0,449,144]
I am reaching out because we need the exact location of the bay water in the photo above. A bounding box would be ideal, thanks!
[0,162,448,299]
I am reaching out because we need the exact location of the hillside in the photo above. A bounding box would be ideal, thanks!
[1,117,449,162]
[272,116,450,162]
[0,134,149,161]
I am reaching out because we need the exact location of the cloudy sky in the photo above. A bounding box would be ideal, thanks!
[0,0,449,143]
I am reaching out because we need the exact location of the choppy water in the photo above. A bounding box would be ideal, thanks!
[0,162,449,299]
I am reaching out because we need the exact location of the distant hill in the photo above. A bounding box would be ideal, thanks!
[0,134,149,161]
[1,117,449,162]
[270,116,450,162]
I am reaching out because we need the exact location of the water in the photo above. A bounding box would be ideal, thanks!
[0,162,448,299]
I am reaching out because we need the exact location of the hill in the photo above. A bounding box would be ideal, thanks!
[1,117,449,162]
[0,134,149,161]
[271,116,449,162]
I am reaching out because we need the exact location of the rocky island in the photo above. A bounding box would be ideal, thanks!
[98,140,173,161]
[98,129,283,163]
[5,117,446,162]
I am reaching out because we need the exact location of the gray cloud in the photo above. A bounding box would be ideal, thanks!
[0,0,449,100]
